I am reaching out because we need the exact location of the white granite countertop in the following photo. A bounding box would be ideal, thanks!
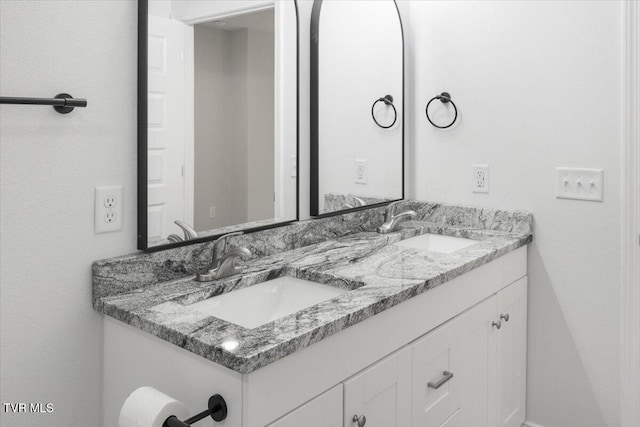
[93,201,533,374]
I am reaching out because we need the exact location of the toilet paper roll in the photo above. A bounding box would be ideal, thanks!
[119,386,190,427]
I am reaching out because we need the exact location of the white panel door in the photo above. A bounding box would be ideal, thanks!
[452,295,499,427]
[344,347,411,427]
[147,16,187,241]
[412,319,460,426]
[267,384,342,427]
[496,277,528,427]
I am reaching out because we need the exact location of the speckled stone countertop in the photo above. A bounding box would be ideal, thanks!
[93,201,533,374]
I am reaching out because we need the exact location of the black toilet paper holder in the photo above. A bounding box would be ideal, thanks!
[163,394,227,427]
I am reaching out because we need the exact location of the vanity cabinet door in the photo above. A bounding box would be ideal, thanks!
[266,384,343,427]
[496,277,527,427]
[343,347,411,427]
[452,294,499,427]
[411,319,460,426]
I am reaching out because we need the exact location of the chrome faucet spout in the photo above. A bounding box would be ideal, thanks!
[377,201,416,234]
[216,247,252,277]
[383,200,402,221]
[211,231,244,268]
[196,232,250,282]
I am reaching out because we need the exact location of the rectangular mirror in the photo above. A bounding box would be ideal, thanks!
[138,0,299,251]
[310,0,404,216]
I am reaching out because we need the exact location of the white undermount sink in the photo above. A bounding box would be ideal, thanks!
[395,233,477,254]
[187,277,348,329]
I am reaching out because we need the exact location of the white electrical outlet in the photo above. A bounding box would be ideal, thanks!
[556,167,603,201]
[209,206,216,218]
[290,155,297,178]
[472,164,489,193]
[355,159,368,184]
[95,185,123,233]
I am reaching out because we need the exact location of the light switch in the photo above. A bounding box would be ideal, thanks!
[556,167,603,202]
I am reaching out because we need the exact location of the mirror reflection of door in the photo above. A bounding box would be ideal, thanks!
[147,15,188,243]
[143,1,297,249]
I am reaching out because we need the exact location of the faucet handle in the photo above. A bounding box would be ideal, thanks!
[213,231,244,252]
[210,231,245,267]
[350,195,367,207]
[175,220,198,240]
[384,200,402,221]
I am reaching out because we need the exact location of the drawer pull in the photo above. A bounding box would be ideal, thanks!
[428,371,454,390]
[492,320,502,329]
[352,415,366,426]
[500,313,510,322]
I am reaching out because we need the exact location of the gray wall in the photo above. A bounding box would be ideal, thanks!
[194,25,248,230]
[246,27,275,221]
[193,22,274,230]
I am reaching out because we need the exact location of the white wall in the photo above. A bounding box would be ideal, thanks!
[0,1,137,427]
[0,1,626,427]
[406,1,623,426]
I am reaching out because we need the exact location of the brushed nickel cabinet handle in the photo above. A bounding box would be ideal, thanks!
[352,415,366,427]
[500,313,510,322]
[492,320,502,329]
[427,371,454,389]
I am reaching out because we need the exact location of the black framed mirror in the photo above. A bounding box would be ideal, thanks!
[310,0,404,217]
[138,0,299,251]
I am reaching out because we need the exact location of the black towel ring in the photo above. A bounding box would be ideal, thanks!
[425,92,458,129]
[371,95,397,129]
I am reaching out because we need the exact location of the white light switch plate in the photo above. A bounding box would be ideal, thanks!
[95,185,123,233]
[556,167,603,201]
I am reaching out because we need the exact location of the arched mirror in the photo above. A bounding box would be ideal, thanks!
[138,0,299,251]
[310,0,404,216]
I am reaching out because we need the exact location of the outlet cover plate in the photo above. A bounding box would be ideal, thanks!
[355,159,368,185]
[472,164,489,193]
[95,185,123,233]
[556,167,604,202]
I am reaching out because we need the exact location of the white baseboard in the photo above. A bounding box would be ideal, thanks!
[522,422,546,427]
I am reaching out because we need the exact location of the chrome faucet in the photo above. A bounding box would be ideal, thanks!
[196,232,251,282]
[343,195,367,209]
[167,220,198,243]
[377,201,417,234]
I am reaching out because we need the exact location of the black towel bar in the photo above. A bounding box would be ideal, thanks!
[0,93,87,114]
